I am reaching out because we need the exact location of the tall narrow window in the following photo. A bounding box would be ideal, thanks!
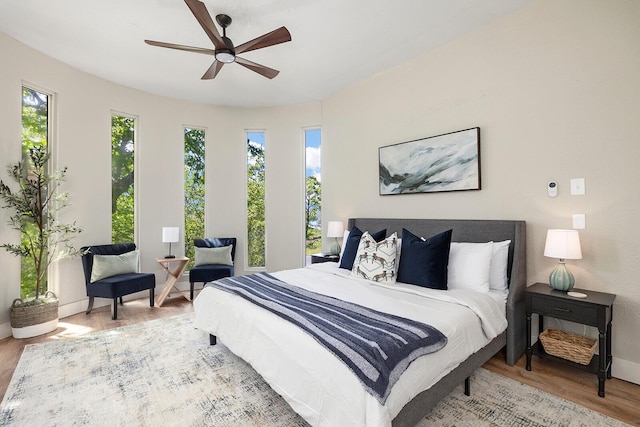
[304,128,322,257]
[184,127,206,270]
[111,114,136,243]
[20,86,50,299]
[246,131,266,269]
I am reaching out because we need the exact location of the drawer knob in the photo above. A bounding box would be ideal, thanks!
[554,307,571,313]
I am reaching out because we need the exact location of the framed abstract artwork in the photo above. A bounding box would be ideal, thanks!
[379,127,481,195]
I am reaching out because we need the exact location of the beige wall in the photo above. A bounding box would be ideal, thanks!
[1,0,638,384]
[322,0,640,383]
[0,33,321,334]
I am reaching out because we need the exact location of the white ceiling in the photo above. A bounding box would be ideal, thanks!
[0,0,534,108]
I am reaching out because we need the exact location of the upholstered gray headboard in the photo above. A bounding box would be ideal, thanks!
[348,218,527,365]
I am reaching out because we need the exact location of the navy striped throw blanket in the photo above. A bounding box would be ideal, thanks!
[207,273,448,404]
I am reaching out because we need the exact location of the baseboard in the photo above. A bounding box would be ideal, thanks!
[612,357,640,386]
[0,322,11,340]
[58,299,96,319]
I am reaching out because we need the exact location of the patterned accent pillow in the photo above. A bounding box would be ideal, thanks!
[339,227,387,270]
[350,232,398,284]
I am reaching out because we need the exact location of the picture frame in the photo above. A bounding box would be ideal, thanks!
[379,127,481,195]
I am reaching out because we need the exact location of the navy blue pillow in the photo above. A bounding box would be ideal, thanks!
[397,228,452,289]
[338,227,387,270]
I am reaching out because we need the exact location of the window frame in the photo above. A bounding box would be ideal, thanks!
[183,125,207,271]
[110,111,140,245]
[302,126,322,264]
[245,129,267,271]
[20,82,56,299]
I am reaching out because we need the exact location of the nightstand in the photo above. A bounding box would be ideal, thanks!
[525,282,616,397]
[310,253,340,264]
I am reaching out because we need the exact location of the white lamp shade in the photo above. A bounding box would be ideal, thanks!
[544,229,582,260]
[327,221,345,238]
[162,227,180,243]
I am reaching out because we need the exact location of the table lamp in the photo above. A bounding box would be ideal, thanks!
[543,229,582,291]
[162,227,179,259]
[327,221,345,256]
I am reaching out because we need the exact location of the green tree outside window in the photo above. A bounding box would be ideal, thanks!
[247,133,265,268]
[111,115,135,243]
[19,87,49,299]
[184,128,205,270]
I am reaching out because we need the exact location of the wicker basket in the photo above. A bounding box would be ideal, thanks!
[539,328,597,365]
[10,291,59,329]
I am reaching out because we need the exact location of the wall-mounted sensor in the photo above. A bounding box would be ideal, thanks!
[548,181,558,197]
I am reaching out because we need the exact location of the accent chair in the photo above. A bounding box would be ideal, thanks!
[189,237,236,300]
[81,243,156,320]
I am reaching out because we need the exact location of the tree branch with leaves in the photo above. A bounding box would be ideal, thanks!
[0,146,84,300]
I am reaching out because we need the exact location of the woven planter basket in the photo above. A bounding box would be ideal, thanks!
[539,328,597,365]
[10,291,59,329]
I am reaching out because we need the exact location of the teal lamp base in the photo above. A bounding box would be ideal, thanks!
[549,260,575,291]
[330,239,341,256]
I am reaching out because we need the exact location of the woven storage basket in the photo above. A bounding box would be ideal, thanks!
[539,328,597,365]
[10,291,59,329]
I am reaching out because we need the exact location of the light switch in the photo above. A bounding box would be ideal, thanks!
[570,178,585,195]
[573,213,586,229]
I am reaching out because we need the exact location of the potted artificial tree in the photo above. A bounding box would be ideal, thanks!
[0,145,84,338]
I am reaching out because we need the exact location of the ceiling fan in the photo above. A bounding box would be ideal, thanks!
[145,0,291,80]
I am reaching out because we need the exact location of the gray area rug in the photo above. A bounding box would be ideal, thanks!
[0,313,628,426]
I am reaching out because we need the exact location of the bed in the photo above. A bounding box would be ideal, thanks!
[193,218,527,426]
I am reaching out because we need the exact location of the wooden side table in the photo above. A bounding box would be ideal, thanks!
[156,257,190,306]
[525,282,616,397]
[311,253,340,264]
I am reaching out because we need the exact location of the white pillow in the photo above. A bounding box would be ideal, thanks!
[395,237,402,272]
[447,242,494,293]
[195,245,233,266]
[489,240,511,292]
[351,232,398,284]
[90,250,139,283]
[339,229,350,260]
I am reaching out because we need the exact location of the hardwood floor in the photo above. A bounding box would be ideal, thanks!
[485,352,640,426]
[1,295,639,426]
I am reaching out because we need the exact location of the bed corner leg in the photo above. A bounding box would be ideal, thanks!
[464,377,470,396]
[209,334,217,345]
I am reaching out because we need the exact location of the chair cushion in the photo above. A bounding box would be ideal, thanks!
[189,265,234,284]
[81,243,138,286]
[90,250,139,283]
[194,238,236,260]
[87,272,155,299]
[194,246,233,266]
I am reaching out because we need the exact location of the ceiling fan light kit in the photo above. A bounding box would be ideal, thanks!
[215,50,235,63]
[144,0,291,80]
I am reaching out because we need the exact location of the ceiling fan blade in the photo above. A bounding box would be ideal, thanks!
[145,40,215,55]
[235,57,280,79]
[201,61,224,79]
[184,0,225,50]
[235,27,291,55]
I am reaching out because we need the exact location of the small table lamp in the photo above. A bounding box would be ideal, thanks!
[543,229,582,291]
[327,221,345,256]
[162,227,180,259]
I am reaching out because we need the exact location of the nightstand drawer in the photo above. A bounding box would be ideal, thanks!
[530,295,598,325]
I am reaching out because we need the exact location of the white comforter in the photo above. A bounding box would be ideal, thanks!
[193,263,507,427]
